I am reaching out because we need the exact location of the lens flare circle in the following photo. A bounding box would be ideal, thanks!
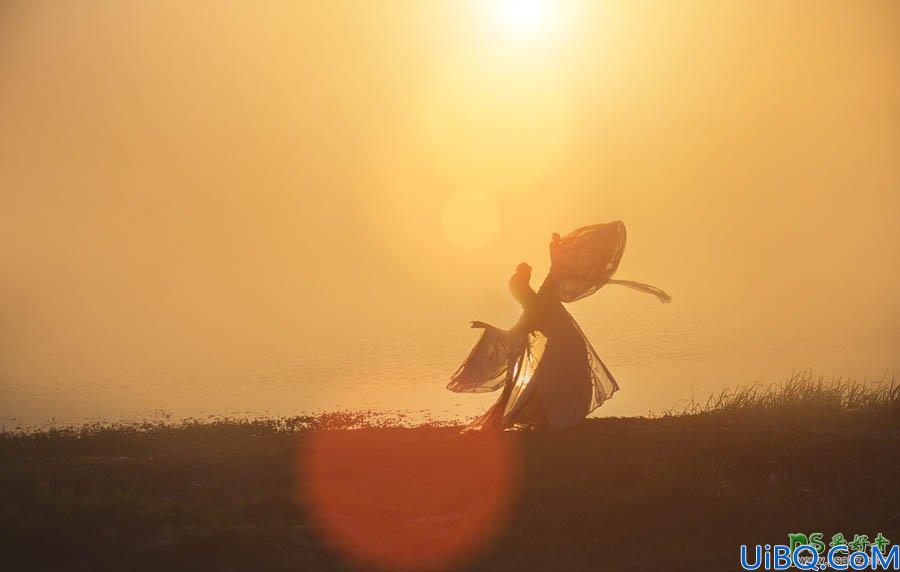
[299,429,519,571]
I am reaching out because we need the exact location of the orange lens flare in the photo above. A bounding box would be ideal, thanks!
[298,429,520,571]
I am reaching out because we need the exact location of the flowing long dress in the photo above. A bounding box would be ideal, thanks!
[447,222,670,431]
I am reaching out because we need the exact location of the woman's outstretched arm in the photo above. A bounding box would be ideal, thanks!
[537,233,564,298]
[471,319,529,337]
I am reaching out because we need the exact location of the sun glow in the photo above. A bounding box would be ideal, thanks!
[496,0,551,35]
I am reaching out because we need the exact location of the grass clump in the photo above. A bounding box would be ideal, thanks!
[679,370,899,418]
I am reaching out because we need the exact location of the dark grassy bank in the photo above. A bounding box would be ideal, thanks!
[1,375,898,571]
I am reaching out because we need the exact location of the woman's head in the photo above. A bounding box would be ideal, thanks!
[509,262,533,308]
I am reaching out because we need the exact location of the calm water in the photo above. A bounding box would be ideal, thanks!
[3,293,897,429]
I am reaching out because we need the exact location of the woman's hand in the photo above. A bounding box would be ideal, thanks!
[470,320,490,329]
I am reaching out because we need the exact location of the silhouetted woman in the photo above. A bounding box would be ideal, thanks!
[448,222,670,431]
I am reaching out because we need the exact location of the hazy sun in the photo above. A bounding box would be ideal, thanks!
[496,0,550,35]
[440,190,500,249]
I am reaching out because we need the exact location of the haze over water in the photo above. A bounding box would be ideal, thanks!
[2,1,898,427]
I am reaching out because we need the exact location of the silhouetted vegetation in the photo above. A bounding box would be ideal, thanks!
[1,375,897,571]
[678,371,898,417]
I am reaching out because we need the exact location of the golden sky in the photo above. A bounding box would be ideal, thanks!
[1,1,898,422]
